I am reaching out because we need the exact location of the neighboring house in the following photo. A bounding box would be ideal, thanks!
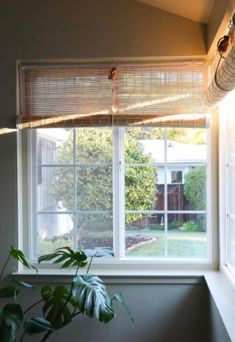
[141,139,206,185]
[141,139,207,222]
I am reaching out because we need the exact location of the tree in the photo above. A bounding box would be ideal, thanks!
[51,128,156,227]
[183,166,206,210]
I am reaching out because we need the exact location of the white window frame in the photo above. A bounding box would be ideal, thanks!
[17,122,215,275]
[219,95,235,276]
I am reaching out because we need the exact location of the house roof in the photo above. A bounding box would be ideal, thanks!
[141,139,207,163]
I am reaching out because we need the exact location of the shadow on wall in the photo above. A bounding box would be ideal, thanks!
[19,280,228,342]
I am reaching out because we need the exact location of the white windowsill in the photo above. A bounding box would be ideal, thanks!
[12,267,235,340]
[204,266,235,342]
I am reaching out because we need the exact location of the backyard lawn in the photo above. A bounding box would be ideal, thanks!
[126,231,207,258]
[38,230,207,259]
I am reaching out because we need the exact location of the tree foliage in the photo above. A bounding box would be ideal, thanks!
[52,128,156,226]
[183,167,206,210]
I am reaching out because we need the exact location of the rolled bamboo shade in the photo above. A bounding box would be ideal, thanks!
[203,44,235,107]
[18,62,207,128]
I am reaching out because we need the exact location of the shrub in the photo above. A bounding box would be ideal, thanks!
[184,167,206,210]
[169,221,180,231]
[180,220,199,232]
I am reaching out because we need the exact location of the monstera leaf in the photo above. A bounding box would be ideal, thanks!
[72,274,115,323]
[84,247,114,258]
[0,286,18,299]
[24,317,54,335]
[112,292,134,322]
[38,247,87,269]
[10,246,37,272]
[0,304,23,342]
[41,285,77,329]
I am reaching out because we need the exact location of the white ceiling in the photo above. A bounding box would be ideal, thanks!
[135,0,216,23]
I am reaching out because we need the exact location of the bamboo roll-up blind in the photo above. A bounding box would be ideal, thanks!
[203,44,235,107]
[18,61,207,128]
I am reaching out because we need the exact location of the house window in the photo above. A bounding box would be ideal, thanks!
[171,171,183,184]
[17,61,210,268]
[26,126,208,261]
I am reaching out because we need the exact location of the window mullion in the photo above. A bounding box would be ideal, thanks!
[113,127,125,260]
[73,128,77,250]
[164,128,168,258]
[29,130,37,260]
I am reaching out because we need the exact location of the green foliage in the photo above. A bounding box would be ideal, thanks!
[10,246,37,272]
[38,238,73,255]
[0,304,22,341]
[125,135,156,223]
[112,292,134,322]
[0,286,18,299]
[52,128,156,226]
[41,285,76,329]
[183,167,206,210]
[38,247,87,269]
[149,224,163,231]
[84,247,114,258]
[23,317,54,335]
[0,246,130,341]
[167,128,206,145]
[180,221,199,232]
[72,275,114,323]
[168,221,180,231]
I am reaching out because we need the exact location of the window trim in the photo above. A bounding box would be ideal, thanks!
[219,98,235,275]
[17,122,215,274]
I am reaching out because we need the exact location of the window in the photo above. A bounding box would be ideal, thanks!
[171,171,183,184]
[23,126,209,262]
[219,89,235,274]
[18,61,210,269]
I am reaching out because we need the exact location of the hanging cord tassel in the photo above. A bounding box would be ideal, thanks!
[214,35,231,92]
[108,67,119,116]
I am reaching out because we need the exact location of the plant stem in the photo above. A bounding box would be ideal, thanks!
[86,256,93,274]
[40,330,53,342]
[72,310,81,318]
[19,330,26,342]
[24,298,45,314]
[0,253,11,280]
[75,264,80,276]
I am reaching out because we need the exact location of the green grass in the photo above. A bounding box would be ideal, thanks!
[126,231,207,258]
[37,230,207,259]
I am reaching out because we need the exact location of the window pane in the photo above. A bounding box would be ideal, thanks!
[228,118,235,162]
[167,214,207,258]
[166,128,207,163]
[125,127,164,163]
[183,166,206,210]
[125,166,157,211]
[76,213,113,250]
[155,184,165,210]
[228,166,235,215]
[37,213,73,255]
[228,216,235,267]
[76,128,112,164]
[125,213,165,257]
[171,170,182,183]
[37,167,74,212]
[37,128,73,164]
[167,166,207,210]
[77,166,112,210]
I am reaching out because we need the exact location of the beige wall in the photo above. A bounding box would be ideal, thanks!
[206,0,231,56]
[0,0,206,128]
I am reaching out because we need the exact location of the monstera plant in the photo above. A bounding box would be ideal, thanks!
[0,246,132,341]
